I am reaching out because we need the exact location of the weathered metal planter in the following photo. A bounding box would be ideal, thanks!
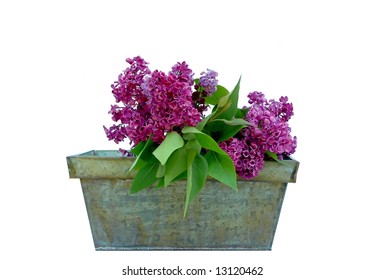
[67,150,299,251]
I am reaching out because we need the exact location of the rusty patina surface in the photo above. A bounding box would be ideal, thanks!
[67,150,299,250]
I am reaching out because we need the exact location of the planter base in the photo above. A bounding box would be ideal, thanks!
[67,150,299,251]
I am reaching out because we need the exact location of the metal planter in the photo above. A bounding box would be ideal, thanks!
[67,150,299,250]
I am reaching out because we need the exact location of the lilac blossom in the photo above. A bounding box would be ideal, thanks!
[199,69,218,96]
[104,56,202,146]
[104,56,297,180]
[220,91,297,179]
[170,61,194,86]
[191,69,219,114]
[219,138,265,179]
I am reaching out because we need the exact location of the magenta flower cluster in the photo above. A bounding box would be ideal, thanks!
[104,56,297,180]
[199,69,218,95]
[220,91,297,179]
[104,56,210,145]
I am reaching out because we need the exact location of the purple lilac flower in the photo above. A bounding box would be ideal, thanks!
[245,92,297,157]
[111,56,150,105]
[248,91,267,106]
[191,69,219,114]
[171,61,194,86]
[219,138,265,179]
[199,69,218,96]
[220,91,296,179]
[142,69,201,143]
[104,56,202,146]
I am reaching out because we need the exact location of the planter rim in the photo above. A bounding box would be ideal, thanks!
[67,150,299,183]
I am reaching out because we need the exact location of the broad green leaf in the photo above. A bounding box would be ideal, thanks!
[213,77,241,121]
[265,150,290,166]
[164,147,188,186]
[224,118,253,126]
[203,119,226,132]
[183,152,208,218]
[184,150,196,217]
[203,78,242,134]
[135,139,157,161]
[185,138,202,154]
[181,126,202,134]
[182,133,196,141]
[195,133,227,155]
[182,126,227,155]
[211,118,253,126]
[217,94,230,108]
[216,125,246,142]
[207,118,252,142]
[235,107,250,118]
[189,154,208,200]
[156,177,165,188]
[195,113,212,131]
[130,161,159,193]
[207,101,232,126]
[153,131,184,165]
[156,163,165,178]
[130,140,146,156]
[265,150,279,162]
[157,171,188,188]
[204,151,237,190]
[128,138,157,174]
[128,157,147,174]
[205,85,229,105]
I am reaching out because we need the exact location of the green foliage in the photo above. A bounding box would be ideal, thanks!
[183,153,208,218]
[164,147,188,187]
[204,151,237,190]
[212,77,241,121]
[265,150,290,166]
[153,132,184,165]
[205,85,229,105]
[127,76,263,217]
[130,160,159,193]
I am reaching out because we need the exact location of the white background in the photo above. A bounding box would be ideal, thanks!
[1,0,383,279]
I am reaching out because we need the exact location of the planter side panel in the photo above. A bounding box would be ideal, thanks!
[80,178,287,250]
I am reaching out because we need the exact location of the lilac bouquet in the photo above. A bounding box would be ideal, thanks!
[104,56,297,216]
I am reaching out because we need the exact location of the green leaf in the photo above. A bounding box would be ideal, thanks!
[216,124,246,142]
[204,151,237,190]
[265,150,290,166]
[195,113,212,131]
[130,161,159,193]
[184,150,196,218]
[206,100,232,126]
[190,154,208,200]
[202,77,242,134]
[265,150,279,162]
[214,76,241,121]
[185,138,202,154]
[128,138,157,174]
[164,147,188,187]
[153,131,184,165]
[156,163,165,178]
[205,85,229,105]
[211,118,253,126]
[183,153,208,218]
[224,118,252,126]
[130,141,146,156]
[157,171,187,188]
[182,126,227,155]
[235,107,250,118]
[208,118,252,142]
[217,94,230,108]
